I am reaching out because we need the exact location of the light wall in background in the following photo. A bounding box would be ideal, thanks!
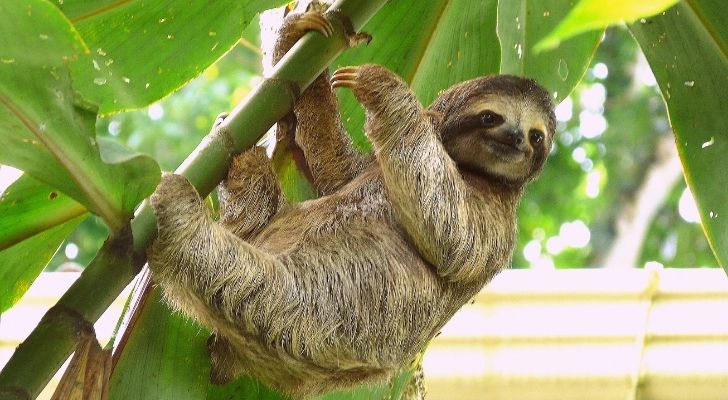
[2,269,728,399]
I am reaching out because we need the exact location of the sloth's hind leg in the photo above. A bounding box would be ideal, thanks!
[218,145,283,239]
[149,172,297,334]
[149,173,294,385]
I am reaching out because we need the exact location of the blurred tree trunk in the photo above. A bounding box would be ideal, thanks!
[602,134,682,268]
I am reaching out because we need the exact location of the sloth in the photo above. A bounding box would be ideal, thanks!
[147,10,556,399]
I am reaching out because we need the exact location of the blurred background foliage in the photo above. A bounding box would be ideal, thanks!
[516,26,716,269]
[47,23,716,271]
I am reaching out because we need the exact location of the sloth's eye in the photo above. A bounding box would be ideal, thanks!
[529,129,545,145]
[480,111,504,127]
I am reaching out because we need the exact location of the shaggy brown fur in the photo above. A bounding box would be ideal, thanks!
[147,10,556,399]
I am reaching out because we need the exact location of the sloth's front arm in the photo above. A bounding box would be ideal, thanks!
[332,65,491,283]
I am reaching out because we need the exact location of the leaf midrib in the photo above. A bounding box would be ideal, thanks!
[0,93,122,229]
[684,0,728,67]
[70,0,133,23]
[406,0,451,85]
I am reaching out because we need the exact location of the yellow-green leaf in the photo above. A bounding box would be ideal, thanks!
[536,0,680,52]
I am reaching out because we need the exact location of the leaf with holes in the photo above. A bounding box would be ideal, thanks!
[60,0,285,114]
[499,0,603,102]
[0,174,87,251]
[630,1,728,268]
[0,0,160,230]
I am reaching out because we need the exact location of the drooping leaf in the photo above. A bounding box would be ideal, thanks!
[0,214,86,313]
[536,0,680,51]
[630,1,728,268]
[59,0,286,114]
[498,0,603,102]
[334,0,500,149]
[0,174,87,251]
[0,0,160,230]
[97,138,163,217]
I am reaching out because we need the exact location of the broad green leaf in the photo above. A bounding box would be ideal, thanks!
[335,0,500,149]
[0,174,87,250]
[536,0,680,51]
[207,364,415,400]
[110,285,288,400]
[109,288,210,400]
[314,365,416,400]
[498,0,603,102]
[207,376,288,400]
[630,1,728,269]
[0,0,160,230]
[59,0,285,114]
[0,214,86,313]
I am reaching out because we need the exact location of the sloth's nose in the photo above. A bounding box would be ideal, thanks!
[505,127,525,146]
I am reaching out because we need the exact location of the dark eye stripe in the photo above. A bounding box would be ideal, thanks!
[480,111,504,127]
[529,129,545,145]
[441,114,485,140]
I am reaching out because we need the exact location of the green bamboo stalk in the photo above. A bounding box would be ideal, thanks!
[0,230,134,400]
[0,1,388,398]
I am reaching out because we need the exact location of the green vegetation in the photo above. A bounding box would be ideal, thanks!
[0,0,725,398]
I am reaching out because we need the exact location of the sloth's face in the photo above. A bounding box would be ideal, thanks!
[436,76,556,186]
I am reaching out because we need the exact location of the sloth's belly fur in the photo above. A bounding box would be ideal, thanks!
[207,182,476,395]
